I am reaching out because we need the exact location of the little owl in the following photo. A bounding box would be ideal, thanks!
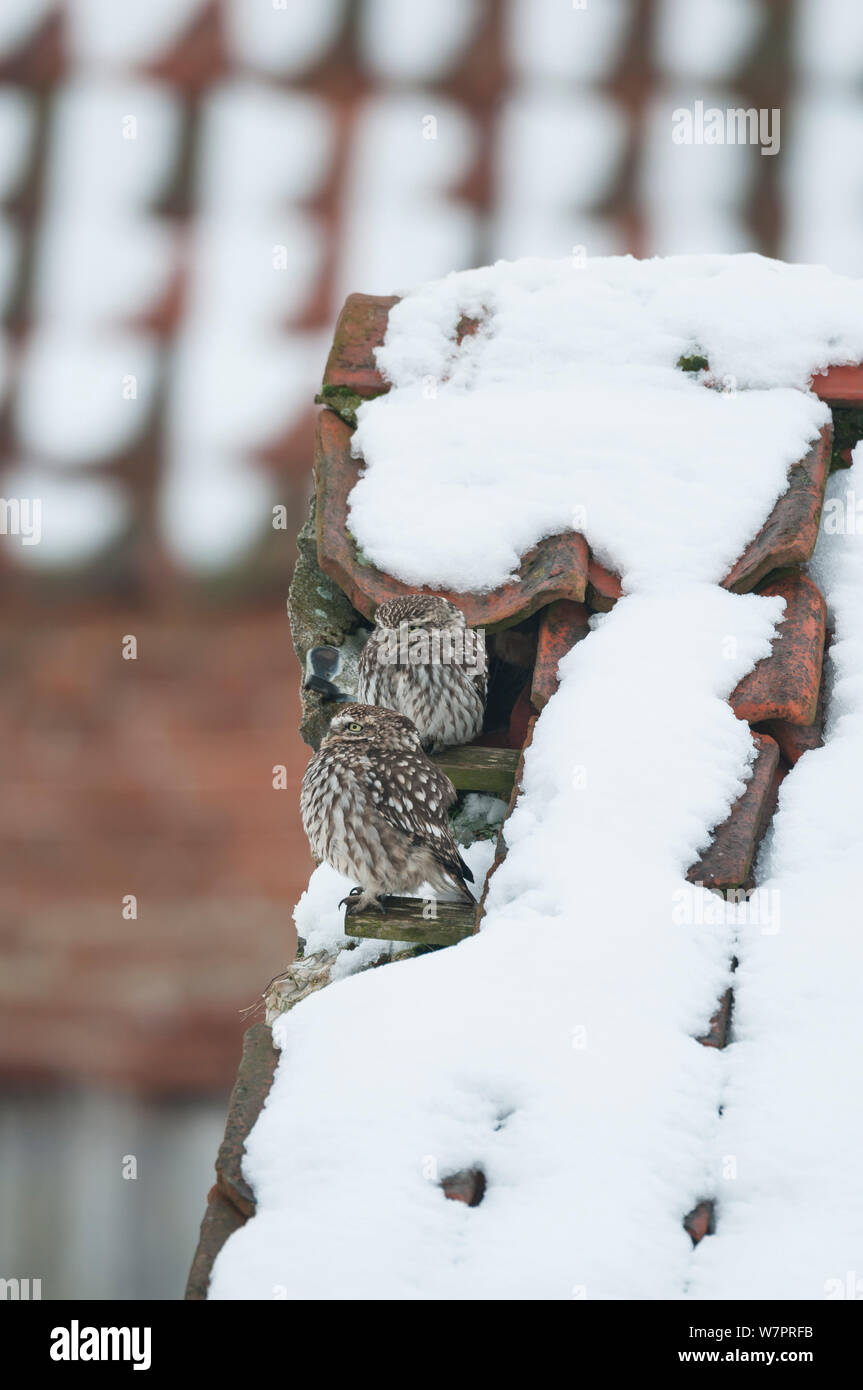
[356,594,486,752]
[300,703,475,914]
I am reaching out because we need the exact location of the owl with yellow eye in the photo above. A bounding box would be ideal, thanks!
[300,703,474,914]
[356,594,486,752]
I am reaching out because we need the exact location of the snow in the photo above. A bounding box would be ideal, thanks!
[225,0,345,77]
[0,218,19,318]
[656,0,761,81]
[1,464,130,567]
[0,0,54,57]
[66,0,208,65]
[294,836,496,986]
[44,79,181,213]
[782,96,863,278]
[33,213,176,327]
[507,0,631,83]
[158,448,274,575]
[161,327,326,570]
[795,0,863,83]
[359,0,480,83]
[495,92,627,224]
[183,213,323,329]
[336,96,478,302]
[0,88,34,201]
[15,330,158,467]
[686,452,863,1299]
[210,253,863,1300]
[196,85,333,213]
[640,94,754,258]
[349,255,858,594]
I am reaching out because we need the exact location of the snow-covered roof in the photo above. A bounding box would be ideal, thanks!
[202,253,863,1300]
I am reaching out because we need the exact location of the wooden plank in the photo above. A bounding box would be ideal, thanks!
[431,745,520,797]
[343,896,475,947]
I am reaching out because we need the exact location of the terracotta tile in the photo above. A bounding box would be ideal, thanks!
[586,556,622,611]
[321,292,399,399]
[759,655,826,766]
[216,1023,279,1220]
[530,600,592,711]
[184,1185,247,1301]
[684,1200,715,1245]
[730,574,826,726]
[722,425,831,593]
[442,1170,486,1206]
[475,715,538,929]
[697,989,733,1049]
[687,733,781,890]
[811,364,863,408]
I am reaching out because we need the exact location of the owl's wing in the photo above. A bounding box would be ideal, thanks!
[370,755,473,885]
[469,668,487,705]
[356,631,380,703]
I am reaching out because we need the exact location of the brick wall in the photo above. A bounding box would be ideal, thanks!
[1,608,311,1091]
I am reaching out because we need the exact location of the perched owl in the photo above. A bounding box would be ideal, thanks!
[300,703,475,914]
[356,595,486,752]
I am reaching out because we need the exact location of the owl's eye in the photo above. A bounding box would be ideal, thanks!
[407,623,423,632]
[346,721,363,733]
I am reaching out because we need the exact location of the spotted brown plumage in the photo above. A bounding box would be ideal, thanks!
[300,703,475,914]
[356,594,486,752]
